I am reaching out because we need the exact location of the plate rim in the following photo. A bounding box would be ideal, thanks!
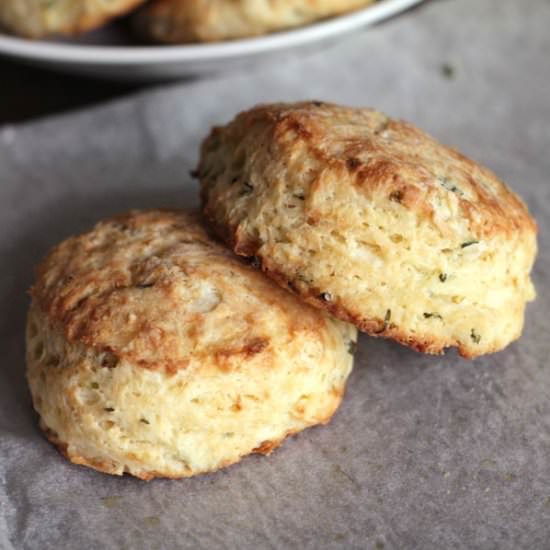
[0,0,423,65]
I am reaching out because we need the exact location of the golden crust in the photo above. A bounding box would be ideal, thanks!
[30,209,340,371]
[39,418,305,480]
[133,0,375,44]
[0,0,145,39]
[198,101,538,358]
[27,209,356,479]
[200,102,535,240]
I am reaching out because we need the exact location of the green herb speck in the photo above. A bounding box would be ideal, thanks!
[140,418,150,424]
[439,273,448,282]
[471,329,481,344]
[137,282,154,289]
[347,340,357,355]
[91,382,99,389]
[249,256,261,269]
[423,312,443,320]
[296,273,313,285]
[441,63,456,79]
[373,309,390,334]
[439,177,464,196]
[461,240,479,248]
[104,407,115,413]
[240,182,254,196]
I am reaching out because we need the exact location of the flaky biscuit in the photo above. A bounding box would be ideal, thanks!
[133,0,375,43]
[27,209,356,479]
[0,0,145,38]
[198,101,537,358]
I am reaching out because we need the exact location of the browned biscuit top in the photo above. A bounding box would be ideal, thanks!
[31,209,331,373]
[0,0,146,38]
[200,101,535,242]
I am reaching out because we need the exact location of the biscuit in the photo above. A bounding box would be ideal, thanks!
[133,0,375,44]
[26,210,356,479]
[0,0,145,38]
[198,102,537,358]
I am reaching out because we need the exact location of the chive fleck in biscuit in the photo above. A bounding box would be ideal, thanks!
[198,102,537,358]
[27,209,356,479]
[133,0,375,44]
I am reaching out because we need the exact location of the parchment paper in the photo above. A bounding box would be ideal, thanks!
[1,0,549,548]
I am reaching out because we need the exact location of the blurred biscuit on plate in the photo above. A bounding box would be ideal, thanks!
[0,0,146,38]
[134,0,376,43]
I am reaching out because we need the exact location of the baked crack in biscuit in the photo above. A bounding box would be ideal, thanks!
[27,210,356,479]
[198,102,537,358]
[134,0,375,43]
[0,0,146,38]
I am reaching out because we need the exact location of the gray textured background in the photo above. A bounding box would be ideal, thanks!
[1,0,550,548]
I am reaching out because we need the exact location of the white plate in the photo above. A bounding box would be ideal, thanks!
[0,0,423,81]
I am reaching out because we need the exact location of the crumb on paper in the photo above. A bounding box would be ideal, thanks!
[332,464,360,490]
[100,496,122,509]
[480,458,497,469]
[441,62,456,79]
[143,516,161,527]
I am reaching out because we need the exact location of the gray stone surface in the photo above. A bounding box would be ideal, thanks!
[1,0,549,548]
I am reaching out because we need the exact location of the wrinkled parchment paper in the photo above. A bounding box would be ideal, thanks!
[1,1,549,548]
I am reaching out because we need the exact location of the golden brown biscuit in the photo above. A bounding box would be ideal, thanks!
[0,0,145,38]
[27,209,356,479]
[198,102,537,358]
[133,0,376,44]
